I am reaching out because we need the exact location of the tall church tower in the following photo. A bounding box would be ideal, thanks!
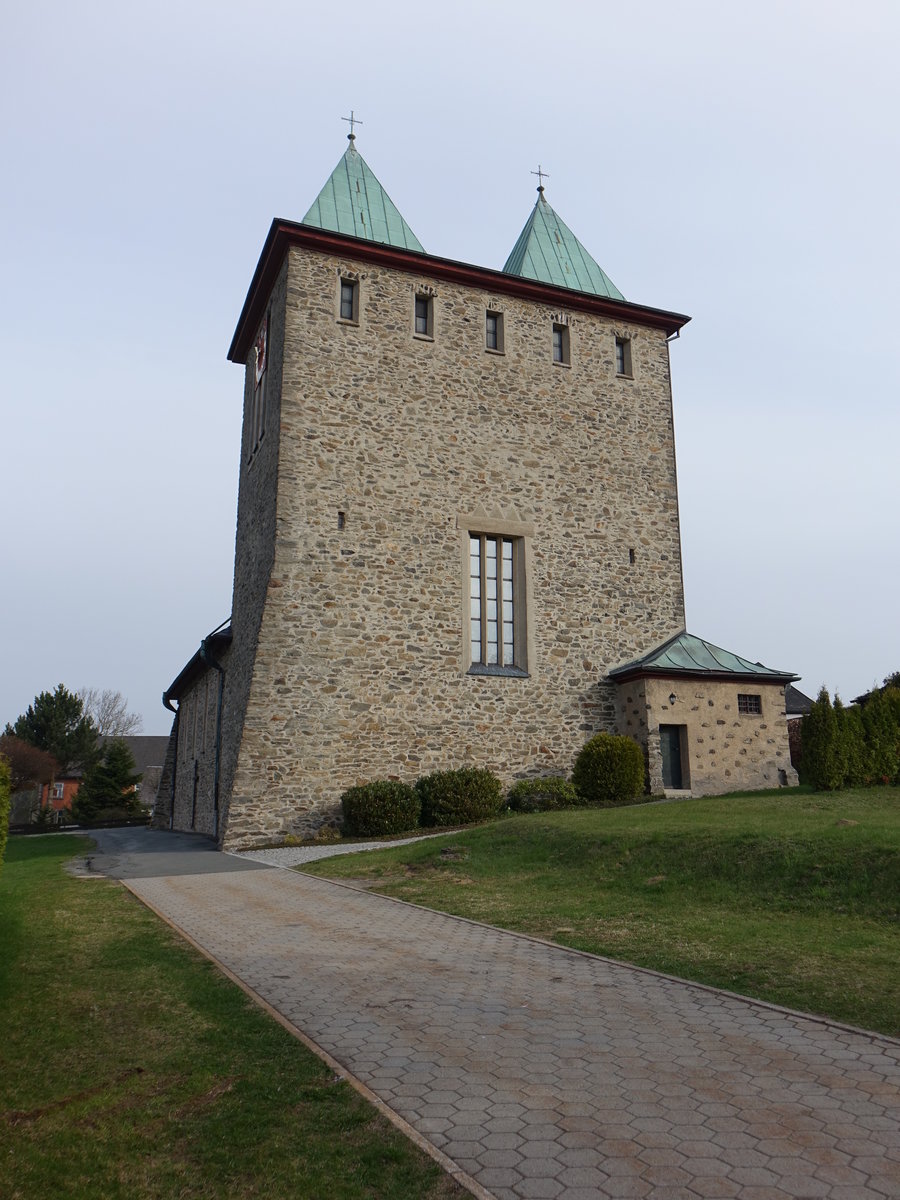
[200,134,687,846]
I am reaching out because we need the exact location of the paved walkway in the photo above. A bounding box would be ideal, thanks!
[94,835,900,1200]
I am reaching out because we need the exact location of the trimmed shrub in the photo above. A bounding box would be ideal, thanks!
[0,756,9,870]
[572,733,645,807]
[508,776,578,813]
[340,780,420,837]
[417,767,503,827]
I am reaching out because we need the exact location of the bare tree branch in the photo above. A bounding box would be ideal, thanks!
[77,688,143,736]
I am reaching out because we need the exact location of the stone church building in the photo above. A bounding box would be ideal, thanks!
[155,134,798,848]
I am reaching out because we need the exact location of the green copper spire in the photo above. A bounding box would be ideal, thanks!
[503,186,624,300]
[302,134,424,252]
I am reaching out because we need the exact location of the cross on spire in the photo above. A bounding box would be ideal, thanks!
[531,164,550,194]
[342,110,363,142]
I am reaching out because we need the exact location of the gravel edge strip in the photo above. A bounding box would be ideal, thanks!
[232,831,455,867]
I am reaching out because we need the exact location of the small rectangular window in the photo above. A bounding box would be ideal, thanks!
[485,310,504,353]
[738,693,762,715]
[339,278,358,323]
[414,293,433,338]
[52,782,64,800]
[615,336,632,377]
[552,322,570,365]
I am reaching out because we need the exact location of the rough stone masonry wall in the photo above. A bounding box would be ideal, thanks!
[617,676,797,795]
[151,719,177,829]
[166,654,231,838]
[215,263,288,846]
[223,247,687,848]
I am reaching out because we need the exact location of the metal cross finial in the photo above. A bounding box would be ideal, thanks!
[342,110,363,142]
[531,164,550,194]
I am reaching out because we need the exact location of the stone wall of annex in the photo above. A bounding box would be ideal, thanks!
[164,653,230,837]
[222,246,687,848]
[616,676,798,796]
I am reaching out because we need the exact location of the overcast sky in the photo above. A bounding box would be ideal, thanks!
[2,1,898,735]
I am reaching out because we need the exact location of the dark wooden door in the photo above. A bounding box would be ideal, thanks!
[660,725,683,789]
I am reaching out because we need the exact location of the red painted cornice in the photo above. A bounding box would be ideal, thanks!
[228,220,691,363]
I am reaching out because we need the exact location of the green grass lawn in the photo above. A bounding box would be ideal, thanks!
[305,787,900,1037]
[0,836,464,1200]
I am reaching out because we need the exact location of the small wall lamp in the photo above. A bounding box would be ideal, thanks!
[668,693,677,706]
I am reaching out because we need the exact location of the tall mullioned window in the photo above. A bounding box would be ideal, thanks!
[248,311,269,463]
[469,534,517,668]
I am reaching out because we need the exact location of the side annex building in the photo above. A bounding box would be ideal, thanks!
[155,136,798,849]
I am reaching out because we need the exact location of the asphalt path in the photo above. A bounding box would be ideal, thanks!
[76,825,268,879]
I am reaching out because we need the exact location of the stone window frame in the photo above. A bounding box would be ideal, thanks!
[485,308,505,354]
[337,275,360,325]
[615,335,633,378]
[458,512,535,678]
[552,321,570,366]
[413,288,435,340]
[738,693,763,715]
[247,308,269,466]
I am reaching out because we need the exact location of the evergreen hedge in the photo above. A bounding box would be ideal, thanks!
[802,684,900,790]
[572,733,646,807]
[340,780,421,837]
[507,776,578,813]
[0,756,10,870]
[417,767,503,827]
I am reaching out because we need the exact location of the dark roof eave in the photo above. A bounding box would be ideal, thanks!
[609,666,800,686]
[163,627,233,705]
[227,221,691,363]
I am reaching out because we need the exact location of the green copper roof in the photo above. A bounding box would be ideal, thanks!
[503,192,624,299]
[610,631,798,680]
[302,140,424,252]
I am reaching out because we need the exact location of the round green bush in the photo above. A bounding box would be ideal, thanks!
[417,767,503,827]
[507,776,578,813]
[572,733,646,807]
[340,780,421,837]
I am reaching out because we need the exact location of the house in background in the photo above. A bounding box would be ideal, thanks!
[785,683,814,771]
[40,774,81,814]
[38,735,170,815]
[155,132,798,848]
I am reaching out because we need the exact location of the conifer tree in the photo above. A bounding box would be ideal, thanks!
[801,687,844,790]
[5,685,98,776]
[837,700,867,787]
[73,739,142,821]
[862,688,900,784]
